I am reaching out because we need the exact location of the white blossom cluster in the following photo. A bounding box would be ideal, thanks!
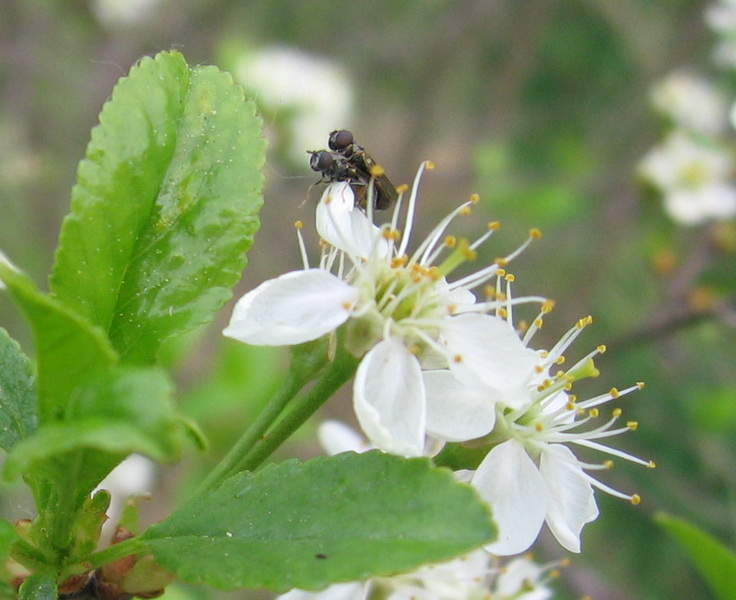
[225,167,651,563]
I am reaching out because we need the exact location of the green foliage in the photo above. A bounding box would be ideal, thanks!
[657,513,736,600]
[0,328,37,452]
[50,51,265,365]
[142,451,496,592]
[18,576,55,600]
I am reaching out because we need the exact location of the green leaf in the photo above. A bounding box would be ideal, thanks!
[0,520,16,559]
[0,328,37,452]
[0,263,117,423]
[142,451,495,592]
[50,50,265,364]
[18,574,55,600]
[656,513,736,600]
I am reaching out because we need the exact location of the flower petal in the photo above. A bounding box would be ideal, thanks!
[539,444,599,553]
[441,314,538,409]
[423,370,496,441]
[316,182,385,259]
[353,338,426,457]
[223,269,357,345]
[472,439,548,555]
[318,420,371,455]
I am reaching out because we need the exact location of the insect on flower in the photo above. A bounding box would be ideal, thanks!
[308,129,398,211]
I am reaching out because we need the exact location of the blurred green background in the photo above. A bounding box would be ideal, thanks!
[2,1,735,598]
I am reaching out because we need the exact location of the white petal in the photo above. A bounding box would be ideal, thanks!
[316,182,385,259]
[278,582,368,600]
[423,370,495,441]
[472,439,548,556]
[223,269,357,345]
[441,314,538,409]
[353,339,426,457]
[318,420,371,455]
[539,444,599,553]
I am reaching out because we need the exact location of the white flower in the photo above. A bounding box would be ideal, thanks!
[425,305,653,555]
[225,164,543,457]
[650,70,729,135]
[96,454,157,535]
[233,47,353,165]
[639,130,736,224]
[92,0,163,27]
[277,551,557,600]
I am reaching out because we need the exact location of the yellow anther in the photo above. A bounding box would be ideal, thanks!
[396,183,409,194]
[391,257,406,268]
[463,247,478,261]
[627,421,638,430]
[370,164,385,177]
[533,317,544,328]
[294,220,304,229]
[425,160,436,170]
[382,229,393,240]
[556,356,566,365]
[496,291,507,301]
[568,394,577,402]
[564,382,573,391]
[446,304,457,315]
[589,408,599,418]
[603,460,614,469]
[560,558,571,567]
[488,220,501,230]
[534,365,544,374]
[535,423,544,432]
[459,205,472,216]
[445,235,457,248]
[631,494,641,505]
[318,239,328,249]
[495,257,508,267]
[610,388,620,398]
[612,408,622,417]
[498,307,508,319]
[505,273,515,282]
[427,265,441,280]
[484,285,496,298]
[637,381,645,389]
[529,227,542,239]
[408,344,421,355]
[496,268,506,277]
[342,301,354,310]
[470,193,480,204]
[598,344,607,353]
[542,300,556,312]
[565,400,576,411]
[453,354,463,363]
[550,569,560,578]
[647,461,657,469]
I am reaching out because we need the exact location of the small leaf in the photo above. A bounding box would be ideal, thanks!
[0,328,37,451]
[50,50,265,364]
[0,520,16,559]
[18,574,56,600]
[657,512,736,600]
[0,263,117,423]
[142,451,495,592]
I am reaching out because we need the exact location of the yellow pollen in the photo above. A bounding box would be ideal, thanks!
[408,344,421,355]
[556,356,566,365]
[426,160,436,170]
[496,291,507,301]
[534,365,544,374]
[533,317,544,328]
[397,183,409,194]
[627,421,639,430]
[318,239,328,249]
[428,265,441,280]
[576,407,586,415]
[598,344,607,353]
[568,394,577,402]
[445,235,457,247]
[550,569,560,578]
[529,227,542,239]
[610,387,620,398]
[566,400,575,410]
[488,220,501,230]
[542,300,556,312]
[535,423,544,432]
[496,257,508,267]
[453,354,463,363]
[647,461,657,469]
[589,408,599,418]
[603,460,614,469]
[342,301,354,310]
[564,382,573,391]
[560,558,571,567]
[459,205,472,216]
[612,408,622,417]
[518,320,529,332]
[447,304,457,315]
[498,307,508,319]
[637,381,645,389]
[370,164,385,177]
[463,248,478,261]
[470,193,480,204]
[505,273,516,282]
[294,220,304,229]
[484,285,496,298]
[496,268,506,277]
[325,193,334,205]
[382,229,393,240]
[631,494,641,505]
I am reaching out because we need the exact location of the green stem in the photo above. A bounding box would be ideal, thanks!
[197,369,308,493]
[81,538,148,570]
[235,347,360,474]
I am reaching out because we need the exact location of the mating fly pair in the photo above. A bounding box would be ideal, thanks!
[309,130,399,211]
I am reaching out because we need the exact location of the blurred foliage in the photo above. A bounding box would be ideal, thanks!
[2,0,736,599]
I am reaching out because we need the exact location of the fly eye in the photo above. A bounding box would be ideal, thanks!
[311,151,334,172]
[329,129,354,151]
